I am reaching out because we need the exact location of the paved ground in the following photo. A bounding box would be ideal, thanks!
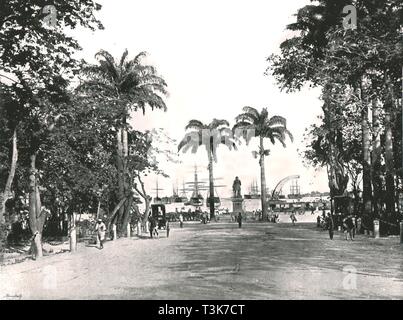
[1,220,403,299]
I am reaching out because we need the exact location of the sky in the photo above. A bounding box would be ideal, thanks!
[72,0,329,198]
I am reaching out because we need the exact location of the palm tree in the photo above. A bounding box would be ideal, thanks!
[178,119,238,217]
[80,49,168,233]
[233,107,293,220]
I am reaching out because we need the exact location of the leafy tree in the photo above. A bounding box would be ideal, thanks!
[267,0,403,231]
[0,0,103,258]
[233,107,293,220]
[178,119,238,217]
[79,49,168,233]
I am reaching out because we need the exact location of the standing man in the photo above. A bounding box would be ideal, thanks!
[166,220,170,238]
[290,211,297,226]
[342,215,354,241]
[95,218,106,249]
[179,212,184,228]
[237,212,243,228]
[149,215,156,238]
[326,213,334,240]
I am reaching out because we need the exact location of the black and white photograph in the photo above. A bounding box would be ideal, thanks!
[0,0,402,303]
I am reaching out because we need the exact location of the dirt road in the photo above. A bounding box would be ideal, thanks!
[1,221,402,299]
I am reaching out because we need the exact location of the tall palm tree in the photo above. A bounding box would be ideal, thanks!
[178,119,238,217]
[80,49,168,232]
[233,107,293,220]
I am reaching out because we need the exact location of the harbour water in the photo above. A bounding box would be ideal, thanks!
[160,198,323,223]
[162,198,260,213]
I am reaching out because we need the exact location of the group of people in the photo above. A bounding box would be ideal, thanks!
[92,210,169,250]
[319,212,358,241]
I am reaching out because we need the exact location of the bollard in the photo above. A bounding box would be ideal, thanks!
[112,224,117,241]
[137,221,141,236]
[70,226,77,252]
[126,223,131,238]
[69,213,77,252]
[400,222,403,244]
[373,219,380,239]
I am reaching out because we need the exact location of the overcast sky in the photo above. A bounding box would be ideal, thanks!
[73,0,329,198]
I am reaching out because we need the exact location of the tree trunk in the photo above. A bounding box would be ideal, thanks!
[134,174,151,229]
[108,197,127,231]
[384,76,396,227]
[29,153,44,259]
[0,128,18,224]
[208,150,215,218]
[360,83,372,217]
[121,194,133,234]
[96,199,101,219]
[142,197,151,229]
[259,136,268,220]
[116,129,125,231]
[69,213,77,252]
[371,99,382,217]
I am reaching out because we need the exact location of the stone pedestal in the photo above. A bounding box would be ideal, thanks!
[126,223,131,238]
[112,224,117,241]
[373,219,380,239]
[231,197,244,213]
[137,222,141,236]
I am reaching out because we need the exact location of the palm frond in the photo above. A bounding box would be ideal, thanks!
[234,113,255,124]
[209,118,230,130]
[241,106,260,122]
[267,115,287,128]
[232,122,256,145]
[178,131,202,153]
[272,127,293,142]
[95,50,118,80]
[185,120,205,130]
[119,49,129,68]
[132,51,148,64]
[270,132,287,148]
[260,107,269,122]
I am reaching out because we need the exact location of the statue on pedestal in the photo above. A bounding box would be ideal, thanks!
[232,176,242,198]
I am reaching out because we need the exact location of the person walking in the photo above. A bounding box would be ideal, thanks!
[290,212,297,226]
[179,213,184,228]
[149,215,158,238]
[166,220,170,238]
[202,211,208,224]
[237,212,242,228]
[326,213,334,240]
[95,219,106,249]
[343,215,354,241]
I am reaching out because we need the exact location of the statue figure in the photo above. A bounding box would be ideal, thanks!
[232,176,242,198]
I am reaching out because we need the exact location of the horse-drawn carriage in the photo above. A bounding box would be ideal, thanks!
[150,204,167,229]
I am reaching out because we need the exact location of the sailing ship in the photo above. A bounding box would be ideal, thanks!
[184,166,205,207]
[205,178,225,208]
[206,188,221,208]
[178,182,189,203]
[152,180,171,204]
[244,180,260,199]
[171,183,189,203]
